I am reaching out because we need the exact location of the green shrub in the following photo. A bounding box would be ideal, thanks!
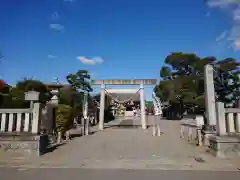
[55,104,73,133]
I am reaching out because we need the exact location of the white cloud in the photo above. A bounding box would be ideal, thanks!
[233,6,240,20]
[92,57,104,63]
[215,30,228,42]
[48,54,57,59]
[77,56,104,65]
[51,12,59,20]
[49,23,64,31]
[207,0,240,7]
[207,0,240,50]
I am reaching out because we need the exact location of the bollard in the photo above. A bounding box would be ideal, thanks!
[188,127,193,141]
[196,128,203,146]
[85,117,89,135]
[180,125,185,138]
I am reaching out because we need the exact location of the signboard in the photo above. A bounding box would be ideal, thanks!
[24,91,40,101]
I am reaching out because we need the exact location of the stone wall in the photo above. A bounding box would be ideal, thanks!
[0,133,50,156]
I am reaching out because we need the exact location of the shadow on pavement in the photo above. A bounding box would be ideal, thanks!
[43,142,67,155]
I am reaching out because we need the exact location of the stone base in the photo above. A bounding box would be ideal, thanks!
[203,130,215,146]
[0,133,50,156]
[208,135,240,159]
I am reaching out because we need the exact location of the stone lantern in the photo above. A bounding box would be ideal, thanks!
[49,89,59,106]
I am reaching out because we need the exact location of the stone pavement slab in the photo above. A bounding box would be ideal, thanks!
[0,168,240,180]
[0,118,240,171]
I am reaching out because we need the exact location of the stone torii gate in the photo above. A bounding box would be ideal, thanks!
[92,79,157,130]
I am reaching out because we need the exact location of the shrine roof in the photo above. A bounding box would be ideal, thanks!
[44,83,69,89]
[106,93,140,101]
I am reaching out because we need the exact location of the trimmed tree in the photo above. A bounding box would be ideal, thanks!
[155,52,240,119]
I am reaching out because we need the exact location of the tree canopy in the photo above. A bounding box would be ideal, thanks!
[0,69,94,110]
[155,52,240,115]
[66,70,93,93]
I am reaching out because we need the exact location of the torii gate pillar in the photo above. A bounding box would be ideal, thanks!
[99,83,105,130]
[140,82,146,129]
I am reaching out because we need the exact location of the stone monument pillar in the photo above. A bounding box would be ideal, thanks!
[140,82,146,129]
[99,82,105,130]
[204,64,217,126]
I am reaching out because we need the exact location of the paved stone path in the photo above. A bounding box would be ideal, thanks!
[1,168,240,180]
[0,118,240,170]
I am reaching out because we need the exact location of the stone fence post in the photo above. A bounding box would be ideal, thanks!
[32,102,42,134]
[216,102,227,136]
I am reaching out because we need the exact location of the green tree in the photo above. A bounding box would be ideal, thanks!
[0,85,30,109]
[58,85,85,117]
[65,70,93,117]
[213,58,240,106]
[0,80,10,95]
[0,80,11,107]
[58,86,76,106]
[16,78,47,92]
[0,80,30,108]
[15,78,51,103]
[156,52,209,108]
[155,52,240,117]
[66,70,93,93]
[55,104,73,142]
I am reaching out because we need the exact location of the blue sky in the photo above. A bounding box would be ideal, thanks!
[0,0,240,100]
